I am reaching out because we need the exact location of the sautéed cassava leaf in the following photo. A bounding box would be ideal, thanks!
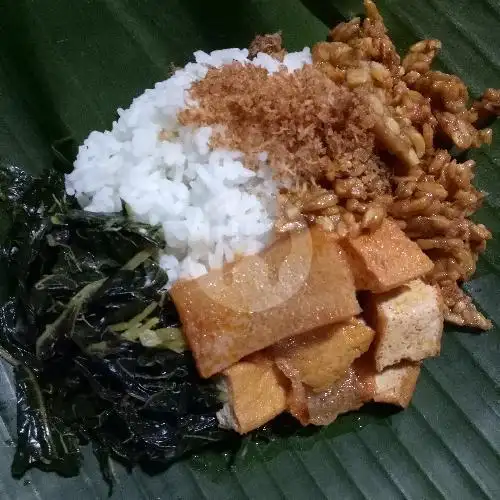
[12,364,81,478]
[0,166,229,489]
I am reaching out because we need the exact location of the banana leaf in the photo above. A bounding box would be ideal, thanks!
[0,0,499,499]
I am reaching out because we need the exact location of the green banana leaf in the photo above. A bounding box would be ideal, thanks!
[1,0,499,498]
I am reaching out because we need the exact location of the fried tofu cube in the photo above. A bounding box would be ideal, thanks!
[373,361,421,408]
[217,354,288,434]
[341,219,434,292]
[273,317,375,391]
[293,358,421,426]
[304,366,367,425]
[171,228,360,378]
[368,279,444,371]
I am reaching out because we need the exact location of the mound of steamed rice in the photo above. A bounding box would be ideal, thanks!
[66,47,311,285]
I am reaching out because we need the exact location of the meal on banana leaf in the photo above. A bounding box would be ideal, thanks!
[1,0,499,488]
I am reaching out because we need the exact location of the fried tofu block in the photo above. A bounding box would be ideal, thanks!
[304,365,370,425]
[369,279,444,371]
[341,219,434,292]
[171,228,360,378]
[373,361,421,408]
[273,318,375,392]
[216,353,288,434]
[292,358,421,426]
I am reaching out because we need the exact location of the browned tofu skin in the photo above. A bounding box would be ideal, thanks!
[373,361,421,408]
[273,317,375,392]
[368,279,443,371]
[297,361,373,426]
[341,219,434,292]
[289,356,420,426]
[171,228,360,377]
[220,353,288,434]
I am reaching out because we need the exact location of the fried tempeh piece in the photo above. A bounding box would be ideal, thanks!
[171,228,360,377]
[341,219,434,292]
[273,317,375,392]
[367,279,444,371]
[217,353,289,434]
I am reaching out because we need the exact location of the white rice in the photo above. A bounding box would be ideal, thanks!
[66,47,312,285]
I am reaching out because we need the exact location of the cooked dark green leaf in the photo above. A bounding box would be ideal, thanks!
[54,210,164,264]
[0,164,231,486]
[12,364,81,478]
[35,278,106,360]
[0,165,63,301]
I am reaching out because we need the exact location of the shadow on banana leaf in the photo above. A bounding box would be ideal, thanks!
[299,0,350,28]
[0,2,74,171]
[145,404,400,480]
[180,0,268,50]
